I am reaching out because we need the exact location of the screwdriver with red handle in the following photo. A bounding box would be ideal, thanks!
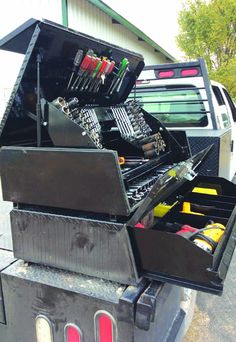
[80,57,102,91]
[93,60,115,92]
[89,58,109,91]
[76,55,98,90]
[71,49,94,90]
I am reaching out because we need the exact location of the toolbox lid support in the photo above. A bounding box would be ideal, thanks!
[36,52,43,147]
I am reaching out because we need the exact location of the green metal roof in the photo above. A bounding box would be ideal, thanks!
[88,0,176,61]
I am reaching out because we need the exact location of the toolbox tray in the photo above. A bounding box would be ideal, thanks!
[128,176,236,294]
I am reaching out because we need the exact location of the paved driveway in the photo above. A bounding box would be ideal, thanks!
[184,250,236,342]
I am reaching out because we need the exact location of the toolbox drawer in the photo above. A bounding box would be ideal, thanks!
[10,176,236,295]
[128,176,236,295]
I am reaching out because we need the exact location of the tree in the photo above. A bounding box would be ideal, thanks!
[177,0,236,99]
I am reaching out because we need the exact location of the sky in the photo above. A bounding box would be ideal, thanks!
[103,0,185,60]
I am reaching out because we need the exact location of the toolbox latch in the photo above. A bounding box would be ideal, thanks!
[135,281,162,330]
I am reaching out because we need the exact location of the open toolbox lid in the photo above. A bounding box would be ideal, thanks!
[0,18,144,146]
[127,145,212,227]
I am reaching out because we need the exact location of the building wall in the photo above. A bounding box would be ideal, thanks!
[68,0,167,65]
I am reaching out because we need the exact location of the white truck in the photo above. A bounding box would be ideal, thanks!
[131,58,236,180]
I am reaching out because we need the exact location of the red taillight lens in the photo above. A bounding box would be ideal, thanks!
[95,311,117,342]
[65,324,82,342]
[99,314,112,342]
[181,68,199,77]
[158,70,174,78]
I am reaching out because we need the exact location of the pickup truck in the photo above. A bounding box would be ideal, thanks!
[131,58,236,180]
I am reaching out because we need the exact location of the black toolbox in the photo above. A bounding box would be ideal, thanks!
[0,19,236,296]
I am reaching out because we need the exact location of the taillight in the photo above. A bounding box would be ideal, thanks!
[158,70,174,78]
[35,315,53,342]
[181,68,199,77]
[64,324,83,342]
[94,310,117,342]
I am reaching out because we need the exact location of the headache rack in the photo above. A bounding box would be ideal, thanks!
[130,58,217,129]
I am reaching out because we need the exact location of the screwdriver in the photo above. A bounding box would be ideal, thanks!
[83,59,103,91]
[108,58,129,94]
[93,60,115,92]
[77,55,99,90]
[71,49,94,90]
[89,58,109,91]
[116,62,129,92]
[79,57,101,91]
[67,49,84,89]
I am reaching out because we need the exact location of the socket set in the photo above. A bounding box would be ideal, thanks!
[51,97,102,148]
[127,175,159,206]
[141,132,167,158]
[126,165,173,206]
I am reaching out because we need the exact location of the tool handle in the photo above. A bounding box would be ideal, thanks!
[91,60,102,79]
[107,61,115,75]
[103,61,111,75]
[118,58,129,76]
[74,49,83,67]
[96,59,109,78]
[77,52,94,76]
[142,142,156,152]
[87,57,99,74]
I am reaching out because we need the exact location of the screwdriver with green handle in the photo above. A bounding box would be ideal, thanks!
[89,59,109,92]
[93,60,115,93]
[108,58,129,95]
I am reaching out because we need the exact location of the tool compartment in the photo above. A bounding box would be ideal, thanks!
[0,19,236,296]
[128,176,236,294]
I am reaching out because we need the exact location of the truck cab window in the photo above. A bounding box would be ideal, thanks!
[222,88,236,122]
[221,112,231,128]
[212,86,225,106]
[131,85,208,127]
